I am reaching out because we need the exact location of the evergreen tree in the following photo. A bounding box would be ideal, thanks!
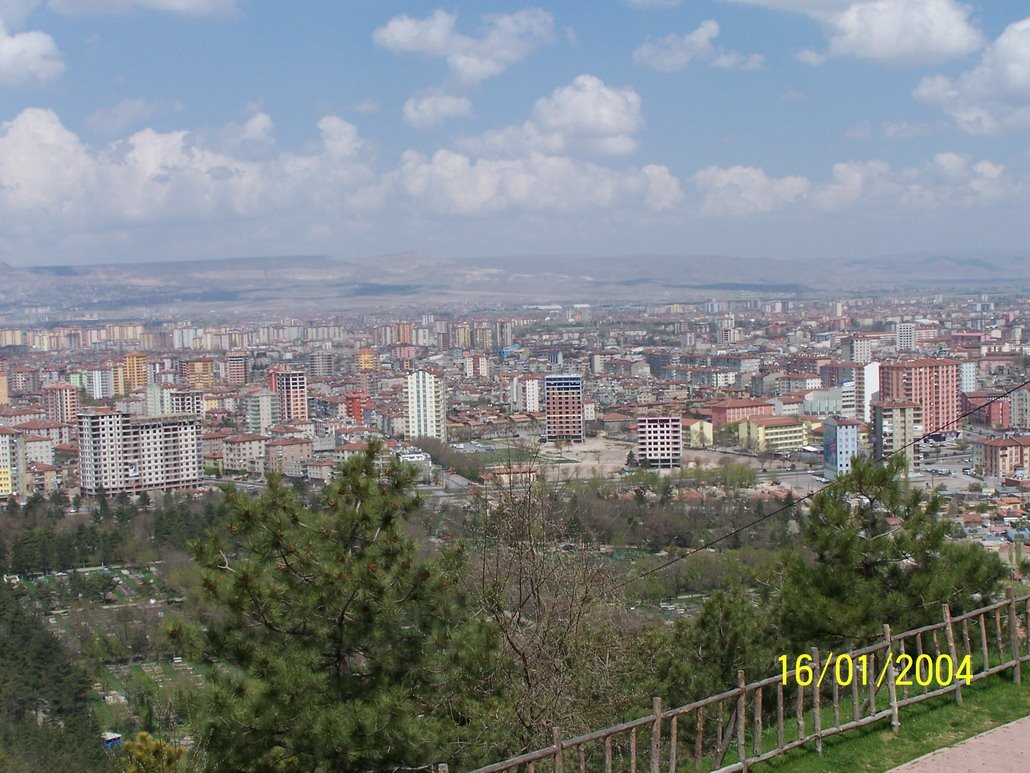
[775,455,1007,650]
[180,443,484,771]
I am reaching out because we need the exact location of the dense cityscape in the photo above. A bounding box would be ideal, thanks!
[2,293,1029,501]
[4,0,1030,769]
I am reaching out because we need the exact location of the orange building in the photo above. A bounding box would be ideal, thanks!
[124,351,148,391]
[879,358,959,436]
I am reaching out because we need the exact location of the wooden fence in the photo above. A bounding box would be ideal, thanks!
[472,588,1029,773]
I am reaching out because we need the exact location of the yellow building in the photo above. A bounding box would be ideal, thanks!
[0,372,7,405]
[179,358,215,390]
[0,467,11,497]
[681,418,714,447]
[355,348,378,372]
[739,416,814,453]
[124,351,148,391]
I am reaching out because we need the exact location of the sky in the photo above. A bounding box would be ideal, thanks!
[1,0,1030,265]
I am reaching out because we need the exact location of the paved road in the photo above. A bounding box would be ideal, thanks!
[889,716,1030,772]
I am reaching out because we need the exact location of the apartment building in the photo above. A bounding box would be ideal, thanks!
[878,358,959,437]
[405,370,447,442]
[636,417,683,468]
[274,370,309,423]
[78,409,202,495]
[871,400,919,474]
[823,416,862,480]
[544,375,584,441]
[44,382,80,424]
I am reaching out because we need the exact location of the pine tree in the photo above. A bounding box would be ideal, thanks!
[775,455,1007,650]
[180,443,483,771]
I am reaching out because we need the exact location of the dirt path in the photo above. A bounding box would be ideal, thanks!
[889,716,1030,771]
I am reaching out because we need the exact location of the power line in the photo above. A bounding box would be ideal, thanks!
[615,372,1030,590]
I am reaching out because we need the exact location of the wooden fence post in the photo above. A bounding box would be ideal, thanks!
[883,625,900,733]
[1008,587,1022,684]
[553,727,563,773]
[651,697,663,773]
[737,671,747,771]
[942,604,963,706]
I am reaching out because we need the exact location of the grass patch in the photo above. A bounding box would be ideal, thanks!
[761,672,1030,772]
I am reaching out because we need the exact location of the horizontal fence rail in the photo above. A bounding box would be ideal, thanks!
[472,589,1030,773]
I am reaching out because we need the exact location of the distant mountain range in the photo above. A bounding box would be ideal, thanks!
[2,251,1028,317]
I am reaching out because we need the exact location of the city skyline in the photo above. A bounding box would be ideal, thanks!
[1,0,1030,265]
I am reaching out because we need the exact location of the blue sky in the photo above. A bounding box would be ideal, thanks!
[1,0,1029,264]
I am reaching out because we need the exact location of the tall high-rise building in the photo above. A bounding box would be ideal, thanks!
[124,351,148,391]
[823,416,861,480]
[959,360,978,393]
[0,372,9,405]
[0,428,27,499]
[896,322,916,351]
[515,376,542,413]
[307,350,334,377]
[1013,386,1030,429]
[853,361,881,423]
[636,417,683,468]
[44,382,80,424]
[274,370,308,423]
[879,358,959,437]
[842,336,872,364]
[245,389,280,434]
[872,400,919,475]
[179,358,214,390]
[544,375,584,441]
[225,351,249,385]
[78,409,202,495]
[404,370,446,442]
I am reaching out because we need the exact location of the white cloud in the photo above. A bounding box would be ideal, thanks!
[736,0,983,66]
[795,49,827,66]
[47,0,236,15]
[882,121,932,140]
[460,74,643,157]
[352,98,381,114]
[0,105,682,257]
[693,155,1014,216]
[0,108,377,236]
[403,92,472,129]
[394,149,681,215]
[0,0,41,27]
[915,18,1030,134]
[694,165,811,215]
[0,18,62,86]
[85,98,183,135]
[373,8,554,84]
[633,19,763,72]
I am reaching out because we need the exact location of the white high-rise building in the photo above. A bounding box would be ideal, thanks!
[1013,386,1030,429]
[246,389,280,434]
[0,428,27,499]
[78,409,201,495]
[405,370,446,442]
[896,322,916,351]
[854,361,881,423]
[636,417,683,468]
[843,336,872,364]
[823,416,862,480]
[959,361,978,393]
[516,376,542,413]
